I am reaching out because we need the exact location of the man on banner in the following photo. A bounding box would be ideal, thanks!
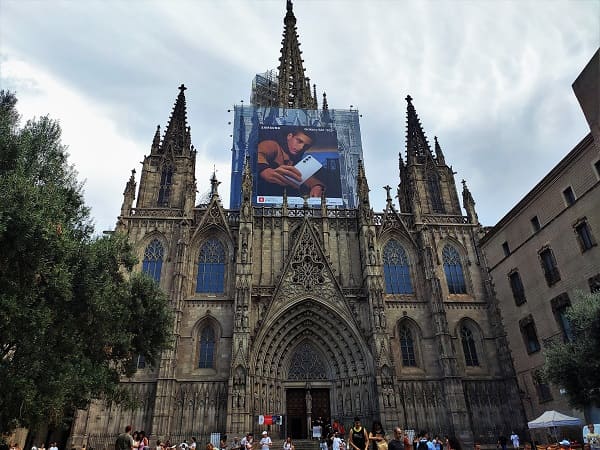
[257,127,325,198]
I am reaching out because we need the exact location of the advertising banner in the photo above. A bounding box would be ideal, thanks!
[256,125,343,206]
[229,105,364,209]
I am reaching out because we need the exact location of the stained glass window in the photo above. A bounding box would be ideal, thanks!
[399,325,417,367]
[383,240,413,294]
[142,239,164,283]
[443,245,466,294]
[196,239,225,293]
[199,327,215,368]
[460,326,479,366]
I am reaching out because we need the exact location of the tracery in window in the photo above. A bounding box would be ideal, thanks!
[287,342,327,380]
[196,238,225,293]
[460,326,479,366]
[399,324,417,367]
[198,326,215,369]
[142,239,164,282]
[383,240,413,294]
[443,245,466,294]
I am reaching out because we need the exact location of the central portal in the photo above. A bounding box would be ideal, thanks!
[286,388,330,439]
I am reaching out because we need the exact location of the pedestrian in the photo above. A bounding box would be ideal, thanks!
[510,433,519,450]
[349,418,368,450]
[115,426,135,450]
[388,428,404,450]
[260,432,272,450]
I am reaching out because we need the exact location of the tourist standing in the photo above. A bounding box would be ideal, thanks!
[388,428,404,450]
[116,426,134,450]
[349,418,368,450]
[260,432,272,450]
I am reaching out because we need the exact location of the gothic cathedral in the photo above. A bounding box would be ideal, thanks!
[71,1,524,447]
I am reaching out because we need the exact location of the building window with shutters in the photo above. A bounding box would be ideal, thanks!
[539,246,560,286]
[551,293,573,342]
[573,218,596,252]
[508,270,526,306]
[562,186,576,206]
[520,315,541,354]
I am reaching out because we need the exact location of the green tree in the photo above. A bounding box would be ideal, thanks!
[0,91,173,434]
[544,290,600,410]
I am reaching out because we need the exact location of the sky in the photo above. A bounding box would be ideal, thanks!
[1,0,599,233]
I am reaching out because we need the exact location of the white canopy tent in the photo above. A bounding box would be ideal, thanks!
[528,410,583,429]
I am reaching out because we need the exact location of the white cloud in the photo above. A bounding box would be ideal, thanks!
[2,56,142,233]
[1,0,598,230]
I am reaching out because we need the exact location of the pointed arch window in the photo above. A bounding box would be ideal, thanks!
[158,161,173,206]
[427,171,444,213]
[399,324,417,367]
[383,240,413,294]
[460,326,479,366]
[198,326,215,369]
[443,245,466,294]
[142,239,164,282]
[196,238,226,293]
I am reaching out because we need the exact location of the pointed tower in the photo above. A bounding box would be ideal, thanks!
[399,95,461,218]
[136,84,197,211]
[276,0,318,109]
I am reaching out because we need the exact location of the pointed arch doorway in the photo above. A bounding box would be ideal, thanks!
[285,342,331,439]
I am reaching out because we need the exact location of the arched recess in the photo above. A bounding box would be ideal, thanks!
[393,317,425,371]
[454,318,486,371]
[188,227,233,297]
[438,239,471,296]
[249,298,376,417]
[191,315,223,372]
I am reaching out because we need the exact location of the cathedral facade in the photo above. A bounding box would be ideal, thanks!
[70,2,525,447]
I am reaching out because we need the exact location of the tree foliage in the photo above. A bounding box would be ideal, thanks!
[544,290,600,409]
[0,91,173,434]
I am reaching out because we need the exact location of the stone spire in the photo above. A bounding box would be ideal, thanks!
[434,136,446,165]
[151,125,161,154]
[405,95,433,163]
[276,0,318,109]
[462,179,479,224]
[120,169,136,216]
[162,84,192,156]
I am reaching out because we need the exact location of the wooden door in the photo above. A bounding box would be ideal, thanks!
[286,389,307,439]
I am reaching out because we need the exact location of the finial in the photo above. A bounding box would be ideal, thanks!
[406,95,413,104]
[178,84,187,92]
[384,185,392,200]
[287,0,293,13]
[322,92,329,111]
[210,167,221,196]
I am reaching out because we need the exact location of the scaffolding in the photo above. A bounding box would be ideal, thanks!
[250,69,279,106]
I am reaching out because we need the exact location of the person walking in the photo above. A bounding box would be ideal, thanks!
[349,418,368,450]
